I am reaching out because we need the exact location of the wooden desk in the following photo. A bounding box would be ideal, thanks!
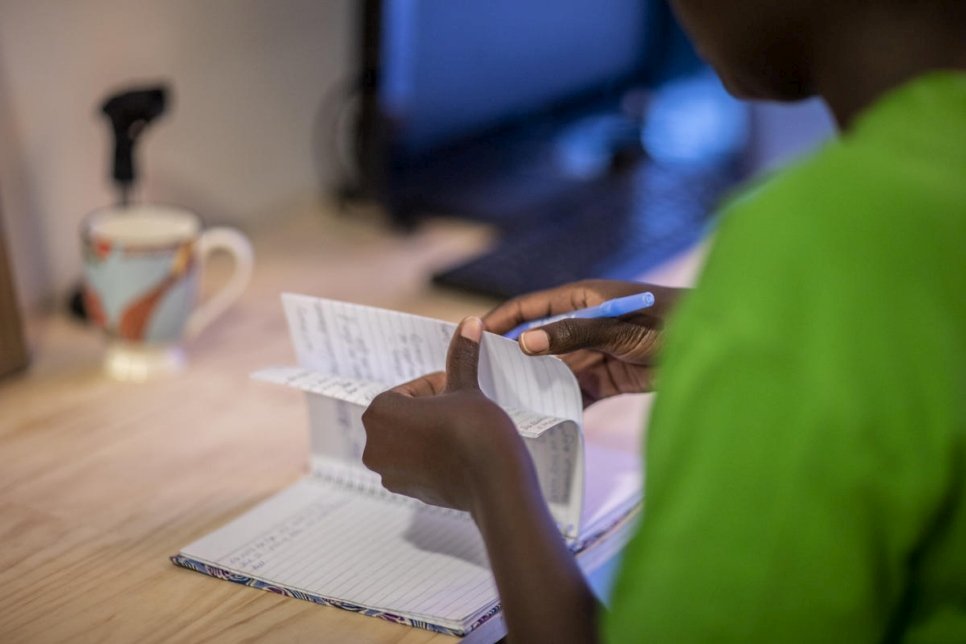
[0,203,702,643]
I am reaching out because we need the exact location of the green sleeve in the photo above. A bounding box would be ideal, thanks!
[601,148,961,642]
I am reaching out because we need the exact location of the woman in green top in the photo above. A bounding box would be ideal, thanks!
[361,1,966,641]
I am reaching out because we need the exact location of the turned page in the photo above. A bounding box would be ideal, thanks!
[280,294,583,425]
[258,295,587,533]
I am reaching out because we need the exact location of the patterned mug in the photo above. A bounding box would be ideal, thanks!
[81,204,253,380]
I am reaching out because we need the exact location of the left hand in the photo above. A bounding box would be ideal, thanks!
[361,317,535,514]
[365,318,599,643]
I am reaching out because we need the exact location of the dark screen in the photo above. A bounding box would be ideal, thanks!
[379,0,655,155]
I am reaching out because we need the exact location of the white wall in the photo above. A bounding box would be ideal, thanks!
[0,0,355,311]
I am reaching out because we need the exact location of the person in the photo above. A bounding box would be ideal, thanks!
[361,0,966,640]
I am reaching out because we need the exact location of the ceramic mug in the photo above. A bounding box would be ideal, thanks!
[81,204,253,380]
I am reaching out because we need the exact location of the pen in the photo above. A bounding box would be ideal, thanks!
[504,292,656,341]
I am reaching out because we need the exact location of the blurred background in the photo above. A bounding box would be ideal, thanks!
[0,4,838,626]
[0,0,834,318]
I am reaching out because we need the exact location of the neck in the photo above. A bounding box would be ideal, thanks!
[811,6,966,129]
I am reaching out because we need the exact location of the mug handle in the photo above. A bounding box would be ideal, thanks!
[185,227,254,338]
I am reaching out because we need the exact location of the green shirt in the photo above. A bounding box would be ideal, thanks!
[604,72,966,642]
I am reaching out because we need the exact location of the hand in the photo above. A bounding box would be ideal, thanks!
[366,319,600,643]
[361,317,537,514]
[483,279,685,406]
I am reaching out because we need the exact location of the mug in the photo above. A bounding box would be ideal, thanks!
[81,204,253,380]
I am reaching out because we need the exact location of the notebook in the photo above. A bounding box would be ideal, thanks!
[172,294,642,640]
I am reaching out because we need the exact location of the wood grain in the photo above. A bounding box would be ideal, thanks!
[0,201,703,643]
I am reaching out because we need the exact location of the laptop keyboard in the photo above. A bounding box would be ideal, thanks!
[432,161,737,298]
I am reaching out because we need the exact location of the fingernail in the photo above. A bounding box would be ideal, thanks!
[460,316,483,342]
[521,330,549,354]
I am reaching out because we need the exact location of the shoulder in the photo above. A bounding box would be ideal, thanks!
[687,121,965,339]
[666,73,966,414]
[658,124,964,482]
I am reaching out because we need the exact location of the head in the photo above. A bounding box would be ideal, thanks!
[668,0,820,101]
[669,0,966,106]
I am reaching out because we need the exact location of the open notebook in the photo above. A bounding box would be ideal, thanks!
[172,294,642,639]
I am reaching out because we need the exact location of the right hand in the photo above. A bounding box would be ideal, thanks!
[483,279,685,407]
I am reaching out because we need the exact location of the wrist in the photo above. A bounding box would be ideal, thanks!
[467,444,542,526]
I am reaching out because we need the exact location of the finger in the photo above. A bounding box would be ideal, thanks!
[519,317,660,363]
[391,372,447,398]
[445,316,483,392]
[361,390,422,470]
[361,390,408,434]
[363,389,433,436]
[482,283,599,335]
[575,362,657,406]
[562,349,603,372]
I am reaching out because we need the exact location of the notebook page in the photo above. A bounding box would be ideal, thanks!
[276,294,587,537]
[281,294,584,426]
[254,364,585,537]
[180,478,498,628]
[580,442,642,540]
[254,366,570,439]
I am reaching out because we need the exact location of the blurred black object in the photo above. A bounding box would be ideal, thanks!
[345,1,748,297]
[70,84,171,322]
[432,159,737,298]
[68,288,87,321]
[433,72,748,298]
[101,85,169,206]
[352,0,688,228]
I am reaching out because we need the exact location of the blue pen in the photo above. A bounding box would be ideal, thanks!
[504,292,655,340]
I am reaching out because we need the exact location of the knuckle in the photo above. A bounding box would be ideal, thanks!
[363,392,390,421]
[381,477,402,495]
[361,445,376,470]
[362,399,391,432]
[372,390,392,405]
[488,295,529,327]
[614,324,659,360]
[504,294,527,312]
[574,279,607,300]
[553,318,655,358]
[614,323,642,346]
[361,404,376,428]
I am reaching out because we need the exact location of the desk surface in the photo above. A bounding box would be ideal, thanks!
[0,203,701,643]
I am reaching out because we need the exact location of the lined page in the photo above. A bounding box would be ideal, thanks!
[581,442,642,539]
[255,365,569,439]
[275,294,587,537]
[281,294,584,429]
[181,478,498,627]
[252,367,386,406]
[255,363,585,537]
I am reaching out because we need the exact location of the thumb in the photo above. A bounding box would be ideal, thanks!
[519,317,659,363]
[446,316,483,392]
